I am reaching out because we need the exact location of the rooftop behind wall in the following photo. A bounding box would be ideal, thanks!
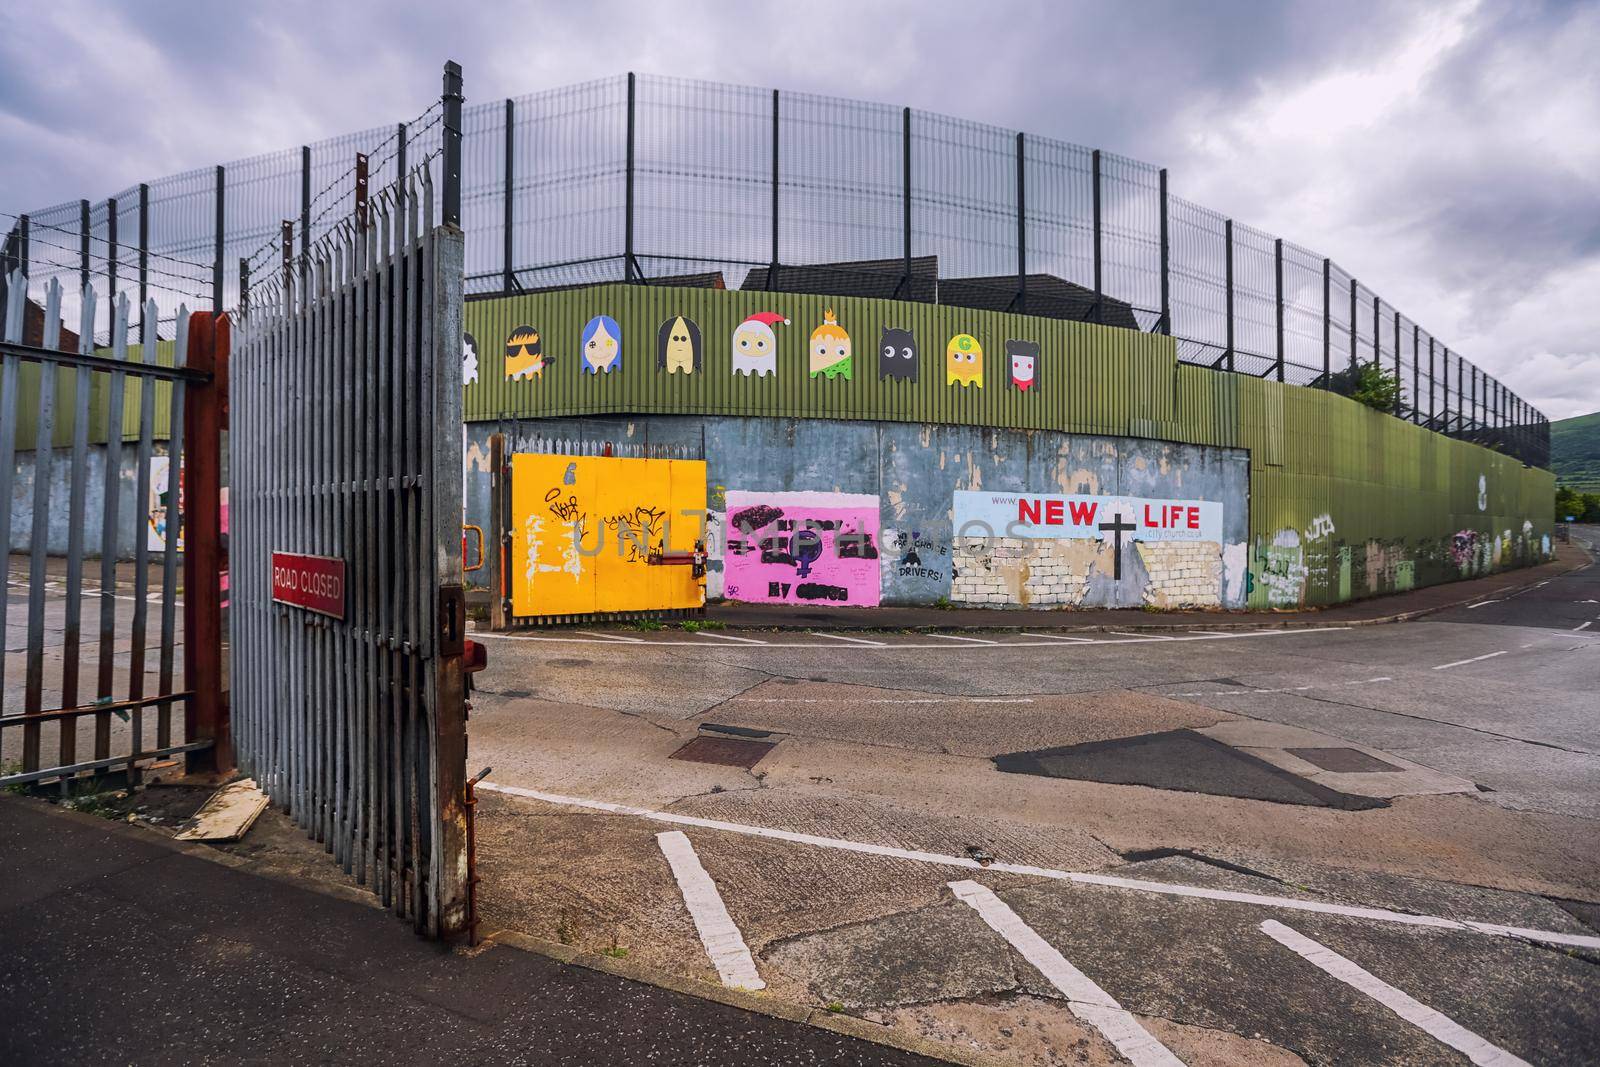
[2,71,1548,467]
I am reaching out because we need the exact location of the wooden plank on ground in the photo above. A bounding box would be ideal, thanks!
[175,778,269,842]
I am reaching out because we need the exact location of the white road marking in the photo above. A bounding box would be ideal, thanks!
[1466,600,1502,609]
[926,633,1000,645]
[477,782,1600,951]
[468,627,1352,649]
[950,881,1184,1067]
[1111,631,1172,640]
[809,631,886,646]
[1431,650,1509,671]
[655,831,765,991]
[574,630,644,644]
[1021,632,1097,643]
[1259,920,1531,1067]
[1165,676,1391,697]
[727,696,1034,705]
[691,630,768,644]
[1574,621,1592,632]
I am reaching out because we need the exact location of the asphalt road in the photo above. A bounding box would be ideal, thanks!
[0,796,939,1067]
[466,534,1600,1065]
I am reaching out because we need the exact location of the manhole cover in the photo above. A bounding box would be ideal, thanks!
[1287,747,1402,773]
[993,730,1385,810]
[669,736,776,769]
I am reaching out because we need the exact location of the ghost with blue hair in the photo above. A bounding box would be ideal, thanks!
[581,315,622,374]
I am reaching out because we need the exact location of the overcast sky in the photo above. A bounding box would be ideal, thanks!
[3,0,1596,417]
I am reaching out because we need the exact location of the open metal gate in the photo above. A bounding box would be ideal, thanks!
[0,274,227,789]
[229,150,470,935]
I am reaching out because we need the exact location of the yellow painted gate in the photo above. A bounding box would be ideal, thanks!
[509,453,707,619]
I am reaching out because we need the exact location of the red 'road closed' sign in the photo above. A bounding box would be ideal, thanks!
[271,552,346,619]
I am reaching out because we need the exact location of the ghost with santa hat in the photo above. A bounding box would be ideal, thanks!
[731,311,789,377]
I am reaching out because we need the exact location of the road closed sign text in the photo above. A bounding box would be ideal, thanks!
[270,552,347,618]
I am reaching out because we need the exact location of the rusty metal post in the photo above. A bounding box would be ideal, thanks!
[184,311,232,775]
[488,432,508,630]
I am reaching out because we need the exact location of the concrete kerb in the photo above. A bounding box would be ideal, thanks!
[700,553,1592,635]
[25,797,999,1067]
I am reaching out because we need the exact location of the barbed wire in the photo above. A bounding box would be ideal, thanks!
[0,208,217,275]
[7,230,214,304]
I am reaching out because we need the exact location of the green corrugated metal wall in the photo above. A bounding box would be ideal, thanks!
[8,340,179,449]
[464,284,1554,608]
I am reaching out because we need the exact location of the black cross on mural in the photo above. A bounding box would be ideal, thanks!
[1097,512,1137,580]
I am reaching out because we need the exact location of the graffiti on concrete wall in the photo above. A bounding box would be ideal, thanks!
[1260,529,1308,608]
[509,453,705,617]
[950,490,1231,608]
[723,490,881,606]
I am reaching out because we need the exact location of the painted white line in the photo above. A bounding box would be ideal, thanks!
[926,633,1000,645]
[1110,631,1173,640]
[1165,676,1391,697]
[950,881,1184,1067]
[1431,650,1509,671]
[1466,600,1502,610]
[809,631,887,646]
[655,831,765,991]
[468,626,1353,650]
[1259,920,1531,1067]
[1189,630,1238,637]
[1021,632,1097,643]
[729,697,1034,705]
[574,630,645,644]
[1574,621,1592,632]
[691,630,769,644]
[477,782,1600,951]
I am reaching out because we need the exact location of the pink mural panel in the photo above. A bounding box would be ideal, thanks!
[723,491,881,607]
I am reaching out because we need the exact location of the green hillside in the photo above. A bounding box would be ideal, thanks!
[1551,410,1600,493]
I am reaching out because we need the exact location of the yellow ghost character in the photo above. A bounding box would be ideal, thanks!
[946,333,983,387]
[505,325,547,380]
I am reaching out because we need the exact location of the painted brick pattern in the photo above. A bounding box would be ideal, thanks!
[1135,541,1224,607]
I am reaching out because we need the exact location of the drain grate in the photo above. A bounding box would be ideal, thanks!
[669,736,776,769]
[1287,747,1402,773]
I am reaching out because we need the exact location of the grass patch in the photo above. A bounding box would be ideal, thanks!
[632,618,663,632]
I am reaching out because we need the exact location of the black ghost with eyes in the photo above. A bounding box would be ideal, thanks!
[878,327,918,382]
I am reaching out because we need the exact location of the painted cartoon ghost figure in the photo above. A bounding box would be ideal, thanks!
[581,315,622,374]
[945,333,983,387]
[504,325,550,380]
[878,327,918,382]
[731,311,789,377]
[809,308,852,380]
[656,315,702,374]
[1006,339,1039,392]
[462,332,480,385]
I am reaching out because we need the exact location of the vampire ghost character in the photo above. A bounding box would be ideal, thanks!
[1006,339,1038,392]
[656,315,702,374]
[878,326,918,382]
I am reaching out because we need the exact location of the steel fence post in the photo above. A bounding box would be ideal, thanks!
[1348,278,1357,374]
[213,166,224,313]
[79,199,90,296]
[1016,132,1027,315]
[1273,237,1284,382]
[1158,167,1169,335]
[184,310,232,775]
[1223,219,1234,373]
[624,72,636,280]
[1091,148,1102,324]
[503,98,514,293]
[1392,309,1401,415]
[107,197,118,309]
[902,106,912,298]
[488,432,507,630]
[770,89,780,283]
[138,184,149,315]
[1321,258,1330,388]
[1411,323,1420,423]
[443,60,464,230]
[300,145,311,282]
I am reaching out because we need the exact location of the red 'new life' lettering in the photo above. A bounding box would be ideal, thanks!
[1018,498,1042,524]
[1067,500,1097,525]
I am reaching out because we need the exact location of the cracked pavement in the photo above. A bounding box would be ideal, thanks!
[467,531,1600,1065]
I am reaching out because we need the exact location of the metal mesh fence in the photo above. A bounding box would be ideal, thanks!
[2,70,1549,466]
